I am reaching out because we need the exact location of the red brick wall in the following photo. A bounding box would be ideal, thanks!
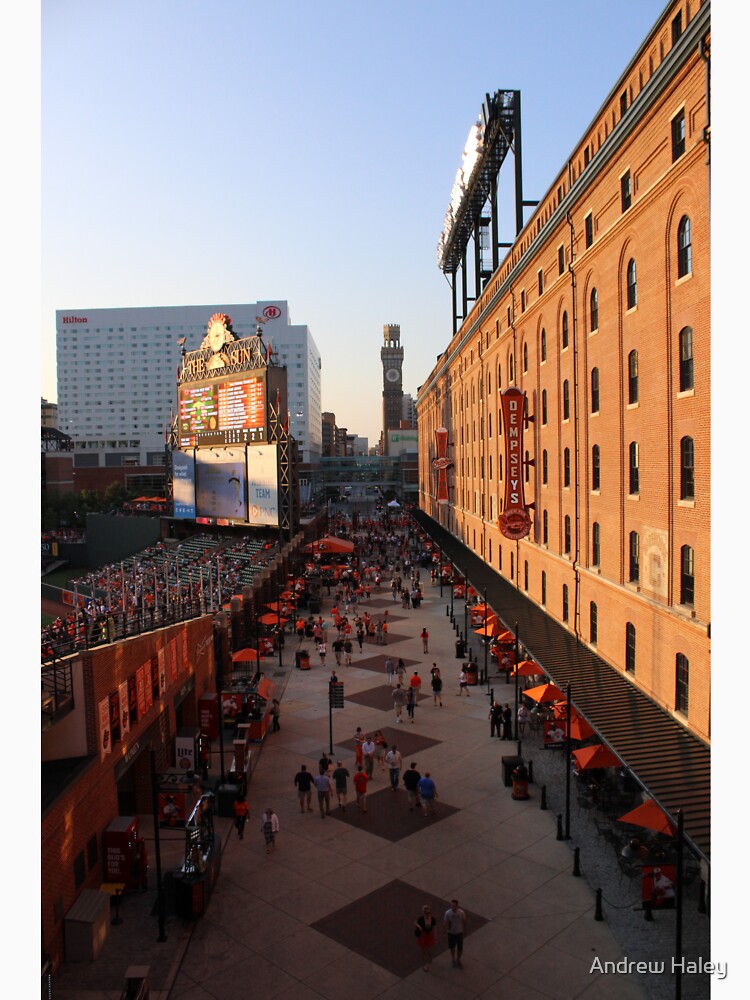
[41,615,215,970]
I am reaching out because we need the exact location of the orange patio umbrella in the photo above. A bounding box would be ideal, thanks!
[573,744,620,770]
[232,647,260,662]
[469,603,493,616]
[258,612,288,626]
[567,716,595,741]
[617,798,676,836]
[512,660,543,677]
[474,620,507,638]
[523,682,566,703]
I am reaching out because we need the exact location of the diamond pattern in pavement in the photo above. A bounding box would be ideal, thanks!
[326,784,458,842]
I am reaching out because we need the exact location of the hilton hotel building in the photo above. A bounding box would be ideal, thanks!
[55,300,323,480]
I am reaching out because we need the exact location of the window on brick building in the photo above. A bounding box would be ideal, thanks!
[74,850,86,888]
[538,269,543,295]
[521,290,526,312]
[541,571,547,605]
[562,311,569,348]
[679,327,694,390]
[541,328,547,361]
[564,514,571,554]
[585,213,593,248]
[590,602,598,644]
[671,10,683,45]
[542,389,548,425]
[678,216,692,277]
[563,584,569,623]
[629,531,640,583]
[629,442,639,494]
[592,521,601,566]
[626,622,636,673]
[558,245,565,275]
[563,380,570,420]
[523,342,528,372]
[621,170,632,212]
[591,367,600,413]
[675,653,689,713]
[509,354,515,382]
[542,449,548,484]
[627,258,637,309]
[543,509,548,544]
[590,289,598,332]
[592,444,600,490]
[564,447,571,487]
[680,545,695,606]
[628,350,639,404]
[672,109,686,161]
[680,436,695,499]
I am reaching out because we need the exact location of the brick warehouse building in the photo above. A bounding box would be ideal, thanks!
[417,1,710,742]
[41,615,215,968]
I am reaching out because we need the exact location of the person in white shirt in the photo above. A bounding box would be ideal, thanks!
[385,746,402,790]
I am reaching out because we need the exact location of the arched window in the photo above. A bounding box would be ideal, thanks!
[562,311,569,348]
[509,354,515,382]
[628,350,639,403]
[562,584,569,622]
[625,622,636,673]
[592,444,600,490]
[563,379,570,419]
[564,447,571,487]
[675,654,689,713]
[680,545,695,605]
[629,441,639,493]
[626,258,637,309]
[564,514,571,553]
[542,449,548,484]
[590,602,598,644]
[678,216,692,277]
[590,289,599,332]
[523,342,528,372]
[592,522,601,565]
[497,363,502,388]
[543,509,548,544]
[679,327,694,391]
[542,389,548,425]
[541,571,547,605]
[487,370,492,394]
[541,328,547,361]
[591,367,600,413]
[629,531,640,582]
[680,437,695,499]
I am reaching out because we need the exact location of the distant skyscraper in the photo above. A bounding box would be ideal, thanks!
[56,300,322,469]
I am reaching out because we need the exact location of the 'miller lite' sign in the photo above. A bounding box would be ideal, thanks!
[497,388,532,540]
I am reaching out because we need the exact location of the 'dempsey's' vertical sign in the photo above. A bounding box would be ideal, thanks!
[432,427,453,504]
[498,388,532,539]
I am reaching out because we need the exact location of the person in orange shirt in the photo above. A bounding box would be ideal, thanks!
[409,671,422,693]
[233,794,249,840]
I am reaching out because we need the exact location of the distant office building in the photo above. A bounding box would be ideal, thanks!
[41,397,58,429]
[56,300,322,477]
[322,412,337,457]
[401,394,417,428]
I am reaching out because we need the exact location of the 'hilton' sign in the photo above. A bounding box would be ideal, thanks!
[497,388,532,540]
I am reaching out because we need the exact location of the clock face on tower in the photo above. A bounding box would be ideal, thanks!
[385,368,400,383]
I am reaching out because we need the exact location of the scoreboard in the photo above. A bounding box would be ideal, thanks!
[179,373,266,448]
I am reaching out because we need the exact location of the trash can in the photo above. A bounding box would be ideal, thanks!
[501,755,524,788]
[455,638,465,659]
[465,662,478,686]
[298,650,311,670]
[308,598,321,614]
[512,763,530,800]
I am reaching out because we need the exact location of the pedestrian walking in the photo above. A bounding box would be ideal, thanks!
[443,899,467,968]
[395,658,406,685]
[406,685,417,723]
[409,670,422,693]
[385,655,394,686]
[374,730,388,771]
[343,637,353,666]
[457,668,470,696]
[356,627,365,651]
[270,698,281,732]
[402,762,422,811]
[385,745,402,790]
[313,768,333,818]
[420,627,429,653]
[502,704,513,740]
[333,637,343,666]
[362,735,376,778]
[353,727,365,767]
[417,772,438,816]
[518,703,529,738]
[489,701,503,738]
[392,683,407,723]
[318,641,327,666]
[260,807,279,853]
[353,765,368,811]
[414,905,438,971]
[294,764,314,813]
[331,760,350,812]
[431,669,443,707]
[233,794,249,839]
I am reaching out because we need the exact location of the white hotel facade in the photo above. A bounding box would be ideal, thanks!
[55,300,323,469]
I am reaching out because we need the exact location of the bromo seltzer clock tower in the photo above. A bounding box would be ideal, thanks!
[381,324,404,455]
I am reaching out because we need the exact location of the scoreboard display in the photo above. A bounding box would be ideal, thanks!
[179,372,266,448]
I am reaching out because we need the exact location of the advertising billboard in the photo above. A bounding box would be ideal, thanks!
[172,449,197,519]
[178,371,266,448]
[246,444,279,527]
[195,449,248,521]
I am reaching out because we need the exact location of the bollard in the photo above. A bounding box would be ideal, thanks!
[643,901,654,922]
[556,813,563,841]
[573,847,581,877]
[516,740,522,756]
[540,785,548,810]
[594,888,604,921]
[446,605,450,616]
[527,760,534,783]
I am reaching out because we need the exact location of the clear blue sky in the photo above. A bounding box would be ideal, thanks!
[40,0,668,444]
